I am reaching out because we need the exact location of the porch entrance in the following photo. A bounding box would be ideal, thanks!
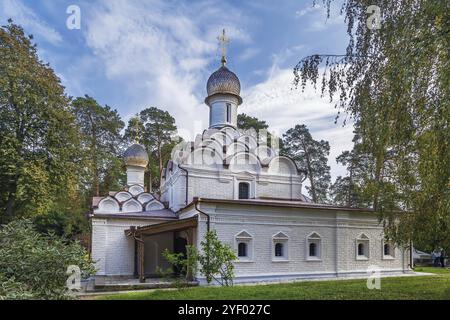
[125,217,197,282]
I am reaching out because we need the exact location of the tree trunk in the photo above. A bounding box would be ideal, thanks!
[303,148,317,203]
[147,162,152,193]
[158,143,163,186]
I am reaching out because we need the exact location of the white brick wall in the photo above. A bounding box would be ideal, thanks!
[194,203,409,283]
[91,217,171,276]
[162,167,304,211]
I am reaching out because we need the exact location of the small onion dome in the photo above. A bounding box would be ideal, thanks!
[124,144,149,167]
[206,66,242,105]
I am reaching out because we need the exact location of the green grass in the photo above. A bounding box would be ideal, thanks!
[413,266,450,275]
[97,271,450,300]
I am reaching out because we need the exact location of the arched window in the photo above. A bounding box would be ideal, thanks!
[309,242,317,257]
[238,182,250,199]
[306,232,322,260]
[356,234,369,260]
[275,243,284,257]
[238,242,247,257]
[382,241,395,259]
[384,244,390,256]
[272,232,289,260]
[226,103,231,123]
[235,230,253,261]
[358,243,365,256]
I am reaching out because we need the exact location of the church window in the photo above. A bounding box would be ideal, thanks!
[358,243,365,256]
[238,182,250,199]
[235,230,253,261]
[275,243,283,256]
[238,242,247,257]
[384,243,390,255]
[226,103,231,123]
[272,232,289,261]
[356,234,370,260]
[382,241,395,259]
[306,232,322,260]
[309,243,316,257]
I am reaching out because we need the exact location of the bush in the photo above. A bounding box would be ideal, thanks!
[0,219,96,299]
[160,245,198,289]
[199,230,237,286]
[0,274,33,300]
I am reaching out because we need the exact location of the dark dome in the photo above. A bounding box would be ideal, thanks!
[124,144,149,167]
[206,66,241,98]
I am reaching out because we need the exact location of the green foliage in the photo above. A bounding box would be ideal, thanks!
[237,113,276,148]
[124,108,178,191]
[71,95,125,197]
[0,219,96,300]
[237,113,269,132]
[0,274,33,300]
[294,1,449,251]
[282,124,331,203]
[160,245,198,289]
[330,134,374,207]
[198,230,237,286]
[0,21,82,225]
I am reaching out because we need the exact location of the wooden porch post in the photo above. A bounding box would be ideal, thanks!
[137,236,145,283]
[185,228,194,281]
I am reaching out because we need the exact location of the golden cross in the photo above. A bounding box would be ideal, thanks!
[217,28,230,66]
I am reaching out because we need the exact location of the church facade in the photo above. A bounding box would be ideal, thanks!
[91,52,411,285]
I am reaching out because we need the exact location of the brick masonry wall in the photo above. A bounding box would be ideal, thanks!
[91,217,171,276]
[195,203,409,281]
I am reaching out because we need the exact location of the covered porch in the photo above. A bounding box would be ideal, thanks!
[124,217,198,283]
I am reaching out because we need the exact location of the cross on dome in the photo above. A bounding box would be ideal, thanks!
[217,28,230,66]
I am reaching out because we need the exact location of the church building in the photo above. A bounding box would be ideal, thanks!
[90,36,411,285]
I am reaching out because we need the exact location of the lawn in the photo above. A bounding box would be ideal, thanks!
[97,268,450,300]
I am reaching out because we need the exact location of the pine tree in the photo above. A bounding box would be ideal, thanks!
[71,95,125,197]
[282,124,331,203]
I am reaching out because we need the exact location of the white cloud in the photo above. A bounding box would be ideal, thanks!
[82,0,252,141]
[0,0,62,45]
[242,67,354,181]
[295,4,321,18]
[295,3,345,32]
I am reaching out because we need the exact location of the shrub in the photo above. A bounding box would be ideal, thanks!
[199,230,237,286]
[0,274,33,300]
[0,219,96,299]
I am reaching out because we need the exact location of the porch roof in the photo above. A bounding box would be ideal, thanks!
[125,216,198,237]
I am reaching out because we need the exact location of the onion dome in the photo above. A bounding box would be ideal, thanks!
[124,144,148,167]
[206,66,242,105]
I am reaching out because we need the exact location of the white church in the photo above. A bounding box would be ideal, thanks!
[91,40,411,285]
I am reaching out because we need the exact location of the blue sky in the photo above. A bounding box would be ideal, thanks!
[0,0,354,180]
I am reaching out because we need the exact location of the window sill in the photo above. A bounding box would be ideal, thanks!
[306,257,322,262]
[382,255,395,260]
[356,256,369,261]
[235,259,254,263]
[272,259,290,262]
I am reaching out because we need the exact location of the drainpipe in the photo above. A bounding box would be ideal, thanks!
[194,197,211,280]
[178,164,189,205]
[410,239,414,270]
[194,197,210,232]
[129,226,145,282]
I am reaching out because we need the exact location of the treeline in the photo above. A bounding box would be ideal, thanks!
[0,21,178,237]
